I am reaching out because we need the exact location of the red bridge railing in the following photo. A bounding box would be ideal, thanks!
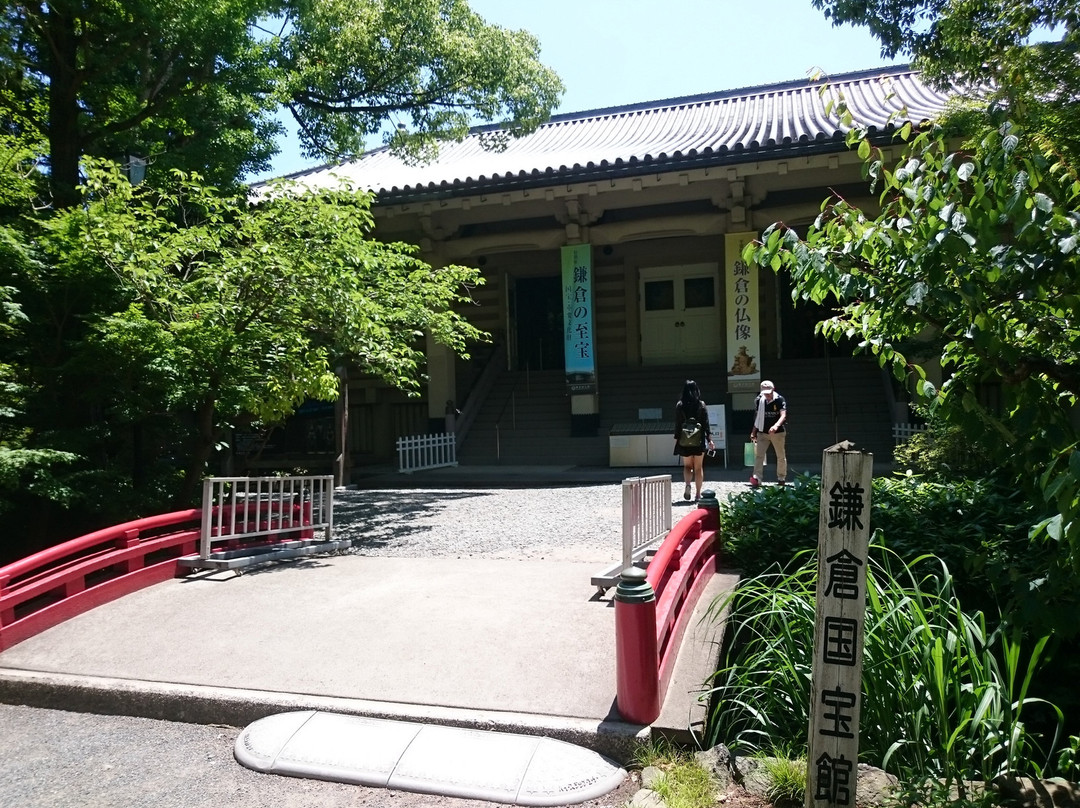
[614,491,721,724]
[1,476,336,650]
[0,511,202,651]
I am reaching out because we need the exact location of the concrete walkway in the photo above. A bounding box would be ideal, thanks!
[0,465,745,804]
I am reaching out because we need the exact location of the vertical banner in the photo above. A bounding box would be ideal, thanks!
[724,232,761,390]
[561,244,597,394]
[807,442,873,808]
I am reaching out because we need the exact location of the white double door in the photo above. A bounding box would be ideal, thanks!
[639,263,722,364]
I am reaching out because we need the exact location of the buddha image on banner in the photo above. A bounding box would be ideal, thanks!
[561,244,596,394]
[725,232,761,391]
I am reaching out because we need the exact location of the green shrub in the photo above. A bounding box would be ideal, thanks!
[893,421,993,478]
[756,753,807,806]
[650,759,717,808]
[719,473,1042,627]
[633,739,717,808]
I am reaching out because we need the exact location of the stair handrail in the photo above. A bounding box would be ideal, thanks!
[455,341,505,449]
[493,372,523,461]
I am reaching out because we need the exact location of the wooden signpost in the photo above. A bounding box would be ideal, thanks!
[807,441,873,808]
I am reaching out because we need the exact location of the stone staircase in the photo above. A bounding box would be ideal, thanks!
[755,358,895,469]
[457,369,608,465]
[456,358,896,470]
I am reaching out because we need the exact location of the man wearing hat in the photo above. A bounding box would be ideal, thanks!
[750,380,787,487]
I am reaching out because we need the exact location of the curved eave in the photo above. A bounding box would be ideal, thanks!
[371,125,905,206]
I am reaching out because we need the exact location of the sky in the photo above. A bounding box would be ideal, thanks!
[257,0,900,180]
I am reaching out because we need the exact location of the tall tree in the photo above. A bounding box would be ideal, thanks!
[67,164,486,506]
[813,0,1080,159]
[0,1,561,539]
[750,0,1080,630]
[0,0,563,207]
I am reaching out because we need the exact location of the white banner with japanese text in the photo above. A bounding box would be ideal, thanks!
[724,232,761,392]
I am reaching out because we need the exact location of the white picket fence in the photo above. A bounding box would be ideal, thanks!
[591,474,673,593]
[397,432,458,473]
[892,423,928,444]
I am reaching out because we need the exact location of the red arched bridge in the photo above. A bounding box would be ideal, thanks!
[0,474,725,728]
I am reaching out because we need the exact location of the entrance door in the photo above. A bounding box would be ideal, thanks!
[640,264,722,364]
[513,276,564,371]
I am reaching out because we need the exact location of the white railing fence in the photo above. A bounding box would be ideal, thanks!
[397,432,458,473]
[197,475,335,560]
[591,475,673,593]
[892,423,928,444]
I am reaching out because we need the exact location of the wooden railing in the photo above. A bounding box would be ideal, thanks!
[397,432,458,473]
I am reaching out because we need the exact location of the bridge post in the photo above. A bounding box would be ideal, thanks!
[697,489,720,532]
[614,566,660,724]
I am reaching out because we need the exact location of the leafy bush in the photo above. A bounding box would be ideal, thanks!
[704,545,1063,790]
[720,473,1043,627]
[893,421,993,478]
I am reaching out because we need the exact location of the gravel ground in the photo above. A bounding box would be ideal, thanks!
[1,480,743,808]
[333,481,746,562]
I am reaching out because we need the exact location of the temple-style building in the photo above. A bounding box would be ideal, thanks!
[248,64,952,480]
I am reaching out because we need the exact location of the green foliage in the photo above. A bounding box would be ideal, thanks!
[811,0,1080,166]
[650,759,717,808]
[0,2,557,536]
[279,0,564,164]
[771,0,1080,678]
[632,736,687,769]
[53,163,486,504]
[0,447,79,512]
[720,473,823,576]
[632,739,717,808]
[749,118,1080,608]
[755,753,807,807]
[722,473,1080,636]
[1056,735,1080,781]
[1,0,564,204]
[892,421,992,478]
[704,546,1064,790]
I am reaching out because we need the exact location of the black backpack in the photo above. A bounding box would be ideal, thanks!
[678,414,705,448]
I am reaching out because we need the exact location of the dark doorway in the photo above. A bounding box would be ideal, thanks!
[778,274,855,359]
[514,276,564,371]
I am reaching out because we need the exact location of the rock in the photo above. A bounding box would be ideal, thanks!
[993,775,1080,808]
[696,743,735,788]
[855,763,900,808]
[695,749,901,808]
[626,787,667,808]
[641,766,664,789]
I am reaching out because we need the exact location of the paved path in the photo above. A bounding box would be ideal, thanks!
[0,466,748,805]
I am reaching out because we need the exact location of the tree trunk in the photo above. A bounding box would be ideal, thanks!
[45,7,83,209]
[173,397,217,508]
[334,367,349,487]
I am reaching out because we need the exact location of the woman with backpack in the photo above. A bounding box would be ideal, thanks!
[673,379,715,501]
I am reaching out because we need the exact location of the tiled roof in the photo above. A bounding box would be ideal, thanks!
[283,64,957,203]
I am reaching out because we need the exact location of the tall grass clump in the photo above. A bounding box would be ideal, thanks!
[703,544,1063,793]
